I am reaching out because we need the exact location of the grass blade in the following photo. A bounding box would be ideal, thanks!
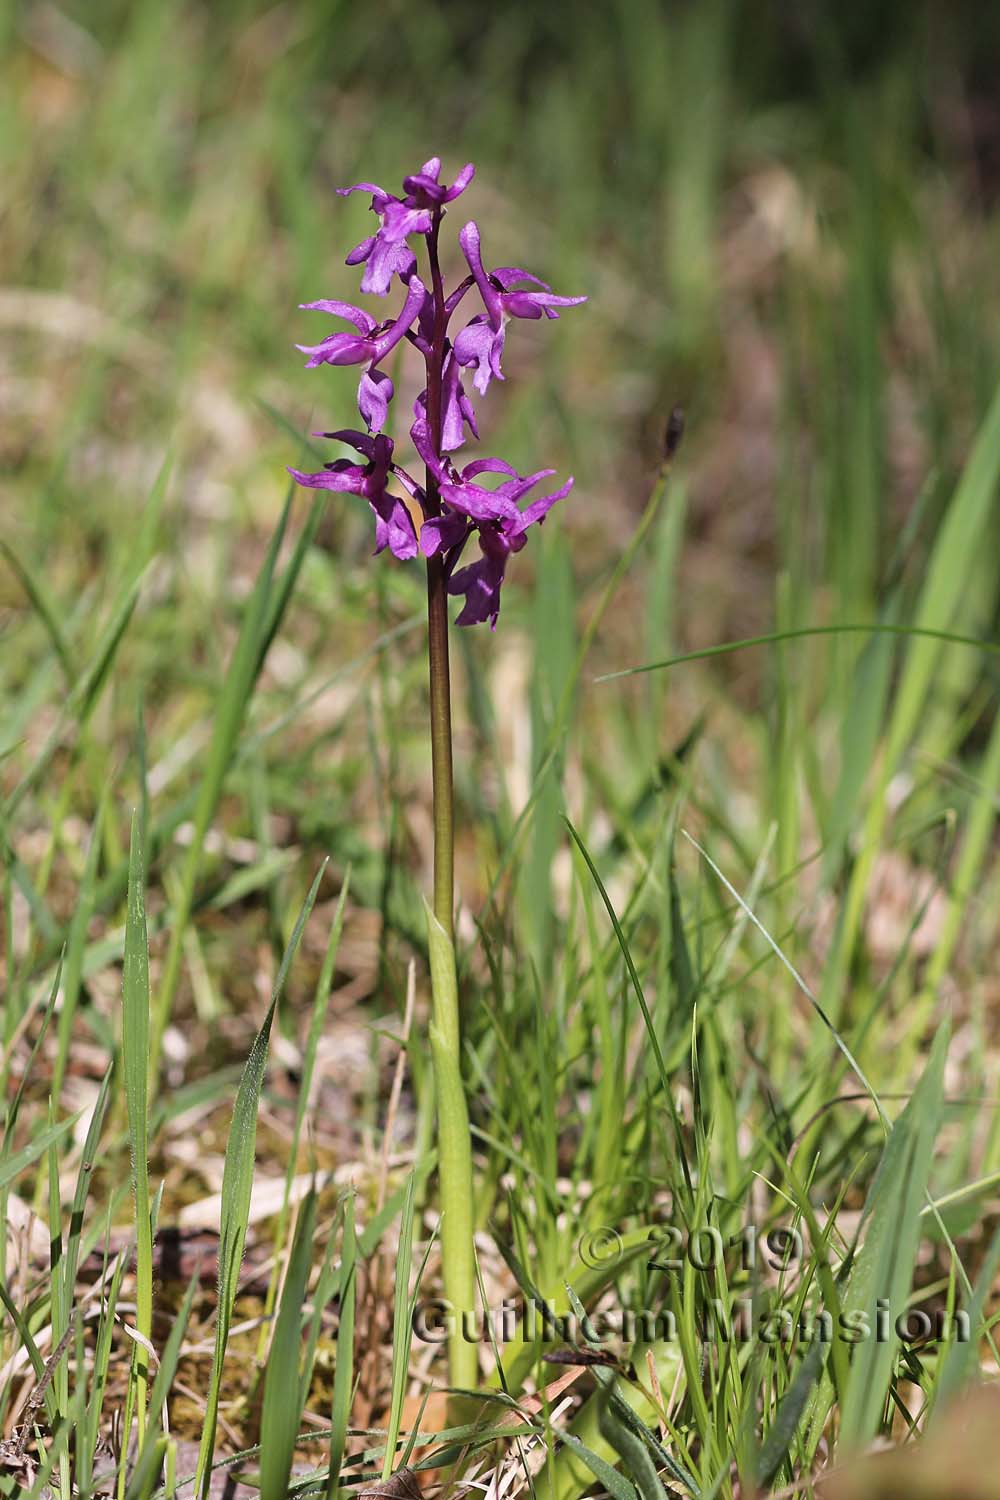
[0,539,75,684]
[256,872,351,1368]
[933,1223,1000,1412]
[755,1339,828,1488]
[326,1193,357,1500]
[838,1024,949,1449]
[260,1187,318,1500]
[194,861,326,1499]
[381,1170,418,1480]
[0,1113,81,1193]
[122,811,154,1450]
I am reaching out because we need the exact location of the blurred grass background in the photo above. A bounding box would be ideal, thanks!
[5,0,1000,663]
[5,0,1000,953]
[5,1,1000,1488]
[6,0,999,622]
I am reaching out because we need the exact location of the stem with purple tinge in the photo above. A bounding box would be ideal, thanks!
[424,216,456,939]
[423,211,478,1392]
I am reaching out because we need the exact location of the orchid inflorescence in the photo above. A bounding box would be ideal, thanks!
[289,158,586,627]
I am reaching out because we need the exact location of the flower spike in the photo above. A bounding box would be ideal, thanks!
[290,159,585,625]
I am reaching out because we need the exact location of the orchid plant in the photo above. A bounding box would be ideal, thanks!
[290,157,586,1388]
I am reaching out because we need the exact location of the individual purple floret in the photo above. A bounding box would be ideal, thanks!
[295,279,426,369]
[290,157,585,625]
[401,157,476,208]
[288,431,418,561]
[338,158,475,296]
[422,463,574,628]
[453,221,587,394]
[412,352,478,457]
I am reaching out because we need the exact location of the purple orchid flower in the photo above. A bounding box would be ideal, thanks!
[295,279,425,436]
[287,431,418,561]
[420,462,573,628]
[295,278,426,369]
[412,351,478,459]
[401,157,476,208]
[453,221,587,394]
[339,158,475,295]
[291,157,585,626]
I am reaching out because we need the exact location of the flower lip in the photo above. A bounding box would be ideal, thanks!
[420,510,469,558]
[452,314,505,396]
[358,369,394,434]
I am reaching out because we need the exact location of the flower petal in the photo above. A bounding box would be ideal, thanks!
[345,235,376,266]
[439,477,521,523]
[458,221,503,328]
[499,293,545,321]
[296,333,373,368]
[402,170,446,203]
[369,432,395,479]
[448,553,506,628]
[287,464,365,493]
[359,236,417,296]
[371,275,427,361]
[453,315,505,395]
[299,300,376,333]
[461,457,519,480]
[442,162,476,201]
[503,290,588,320]
[371,495,419,560]
[492,265,551,292]
[380,200,434,242]
[514,475,574,533]
[358,368,394,433]
[420,512,469,557]
[495,468,555,505]
[337,181,391,208]
[316,430,379,458]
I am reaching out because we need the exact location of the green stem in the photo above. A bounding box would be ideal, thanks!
[425,904,478,1390]
[423,212,455,940]
[422,210,477,1391]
